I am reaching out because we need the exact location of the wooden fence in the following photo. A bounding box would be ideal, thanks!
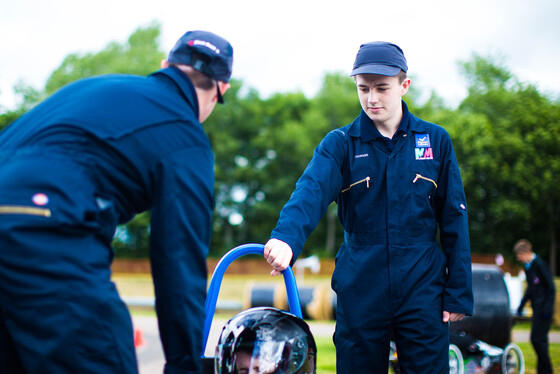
[111,253,515,275]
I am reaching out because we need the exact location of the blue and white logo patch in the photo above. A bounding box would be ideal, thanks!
[415,134,431,148]
[415,133,434,160]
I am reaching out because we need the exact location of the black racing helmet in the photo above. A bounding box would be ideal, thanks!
[215,307,316,374]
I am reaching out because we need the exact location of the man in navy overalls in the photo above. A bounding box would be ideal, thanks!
[264,42,473,373]
[514,239,555,374]
[0,30,233,373]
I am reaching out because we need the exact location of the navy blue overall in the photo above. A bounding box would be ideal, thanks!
[0,67,213,373]
[518,255,555,374]
[271,102,473,373]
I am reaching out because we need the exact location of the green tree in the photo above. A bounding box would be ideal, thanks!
[112,212,151,257]
[451,55,560,273]
[0,81,44,131]
[45,22,164,95]
[7,25,558,271]
[205,84,313,255]
[205,72,361,258]
[0,108,24,132]
[295,72,360,257]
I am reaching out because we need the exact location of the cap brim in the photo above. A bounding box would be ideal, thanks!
[350,64,401,77]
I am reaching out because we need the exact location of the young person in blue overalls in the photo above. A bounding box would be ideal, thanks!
[264,41,473,373]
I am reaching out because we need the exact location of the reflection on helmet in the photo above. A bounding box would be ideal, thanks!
[215,307,316,374]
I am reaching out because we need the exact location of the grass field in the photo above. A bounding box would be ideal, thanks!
[311,338,560,374]
[113,273,560,373]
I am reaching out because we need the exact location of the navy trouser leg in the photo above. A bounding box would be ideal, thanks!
[333,296,448,374]
[392,303,448,374]
[392,250,448,374]
[331,239,448,374]
[331,242,393,373]
[333,302,392,373]
[531,314,553,374]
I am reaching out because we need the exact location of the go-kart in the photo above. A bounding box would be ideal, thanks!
[201,244,304,373]
[390,264,525,374]
[449,331,524,374]
[389,332,524,374]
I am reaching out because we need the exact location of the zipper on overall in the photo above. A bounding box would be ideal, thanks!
[341,176,371,193]
[0,206,52,217]
[413,174,437,189]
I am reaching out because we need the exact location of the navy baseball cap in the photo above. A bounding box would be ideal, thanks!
[350,41,408,77]
[168,30,234,83]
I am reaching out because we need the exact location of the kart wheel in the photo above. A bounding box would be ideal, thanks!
[501,343,524,374]
[448,344,464,374]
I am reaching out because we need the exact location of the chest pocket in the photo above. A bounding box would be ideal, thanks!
[341,176,371,194]
[411,171,438,224]
[413,173,437,189]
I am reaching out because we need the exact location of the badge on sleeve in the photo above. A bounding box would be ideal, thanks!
[32,193,49,206]
[415,134,433,160]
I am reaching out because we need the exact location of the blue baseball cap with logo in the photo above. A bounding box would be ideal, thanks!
[168,30,234,83]
[350,41,408,77]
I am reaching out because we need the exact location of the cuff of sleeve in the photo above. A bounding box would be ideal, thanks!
[269,234,301,264]
[443,300,473,316]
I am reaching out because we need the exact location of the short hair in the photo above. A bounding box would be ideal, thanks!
[170,63,216,91]
[352,70,408,84]
[513,239,533,254]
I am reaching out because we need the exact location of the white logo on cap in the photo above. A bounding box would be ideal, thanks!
[193,39,220,54]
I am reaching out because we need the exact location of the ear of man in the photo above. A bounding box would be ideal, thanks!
[160,60,230,121]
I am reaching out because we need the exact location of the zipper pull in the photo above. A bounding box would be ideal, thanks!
[413,174,419,183]
[366,176,370,188]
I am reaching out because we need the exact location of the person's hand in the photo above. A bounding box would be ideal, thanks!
[263,239,293,276]
[443,311,465,323]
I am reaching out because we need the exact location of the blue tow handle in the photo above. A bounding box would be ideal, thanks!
[202,243,302,357]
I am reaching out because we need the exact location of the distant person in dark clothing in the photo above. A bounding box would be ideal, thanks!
[514,239,555,374]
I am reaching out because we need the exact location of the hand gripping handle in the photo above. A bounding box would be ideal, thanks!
[202,243,302,357]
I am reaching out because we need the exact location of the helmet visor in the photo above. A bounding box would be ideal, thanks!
[225,335,309,374]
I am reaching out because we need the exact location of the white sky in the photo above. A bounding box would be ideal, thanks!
[1,0,559,110]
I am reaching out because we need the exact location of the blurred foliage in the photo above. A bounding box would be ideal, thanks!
[45,21,164,95]
[1,24,559,272]
[454,54,560,268]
